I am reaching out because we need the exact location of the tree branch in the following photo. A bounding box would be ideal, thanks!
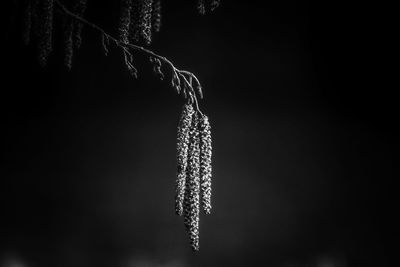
[54,0,204,115]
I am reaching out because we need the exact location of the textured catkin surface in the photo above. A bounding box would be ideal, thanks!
[183,112,201,251]
[119,0,133,44]
[141,0,153,44]
[200,115,212,214]
[175,104,195,216]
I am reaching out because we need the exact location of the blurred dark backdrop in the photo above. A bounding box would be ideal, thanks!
[1,1,393,267]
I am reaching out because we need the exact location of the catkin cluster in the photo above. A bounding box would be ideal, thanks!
[22,0,88,68]
[175,103,213,251]
[35,0,54,67]
[118,0,161,45]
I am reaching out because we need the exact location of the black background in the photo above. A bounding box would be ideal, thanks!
[1,1,394,267]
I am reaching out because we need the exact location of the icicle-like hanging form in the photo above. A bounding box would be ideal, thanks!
[199,114,212,214]
[183,112,201,251]
[176,103,195,216]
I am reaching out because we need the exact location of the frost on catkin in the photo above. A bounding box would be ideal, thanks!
[175,103,195,216]
[37,0,54,66]
[200,115,212,214]
[183,112,201,251]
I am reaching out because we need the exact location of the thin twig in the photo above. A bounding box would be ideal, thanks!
[54,0,204,114]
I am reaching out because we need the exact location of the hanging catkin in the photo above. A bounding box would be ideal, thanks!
[199,114,212,214]
[63,15,74,69]
[22,0,32,45]
[210,0,221,11]
[175,103,195,216]
[197,0,206,14]
[151,0,161,33]
[198,0,221,14]
[139,0,153,44]
[128,0,139,43]
[119,0,132,44]
[73,0,88,49]
[126,0,153,44]
[183,112,201,251]
[37,0,54,66]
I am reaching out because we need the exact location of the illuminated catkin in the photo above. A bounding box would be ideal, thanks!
[151,0,161,33]
[183,112,201,251]
[37,0,54,66]
[73,0,88,49]
[138,0,153,45]
[119,0,132,44]
[175,103,195,216]
[199,115,212,214]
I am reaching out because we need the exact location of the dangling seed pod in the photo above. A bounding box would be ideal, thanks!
[37,0,54,66]
[119,0,132,44]
[183,112,201,251]
[199,114,212,214]
[175,103,195,216]
[151,0,161,33]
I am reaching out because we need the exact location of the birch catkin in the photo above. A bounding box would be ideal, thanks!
[64,16,74,69]
[151,0,161,33]
[22,0,32,45]
[200,115,212,214]
[138,0,153,44]
[73,0,88,49]
[183,112,201,251]
[175,103,195,216]
[37,0,54,66]
[119,0,132,44]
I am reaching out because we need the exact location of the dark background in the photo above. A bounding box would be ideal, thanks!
[1,1,394,267]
